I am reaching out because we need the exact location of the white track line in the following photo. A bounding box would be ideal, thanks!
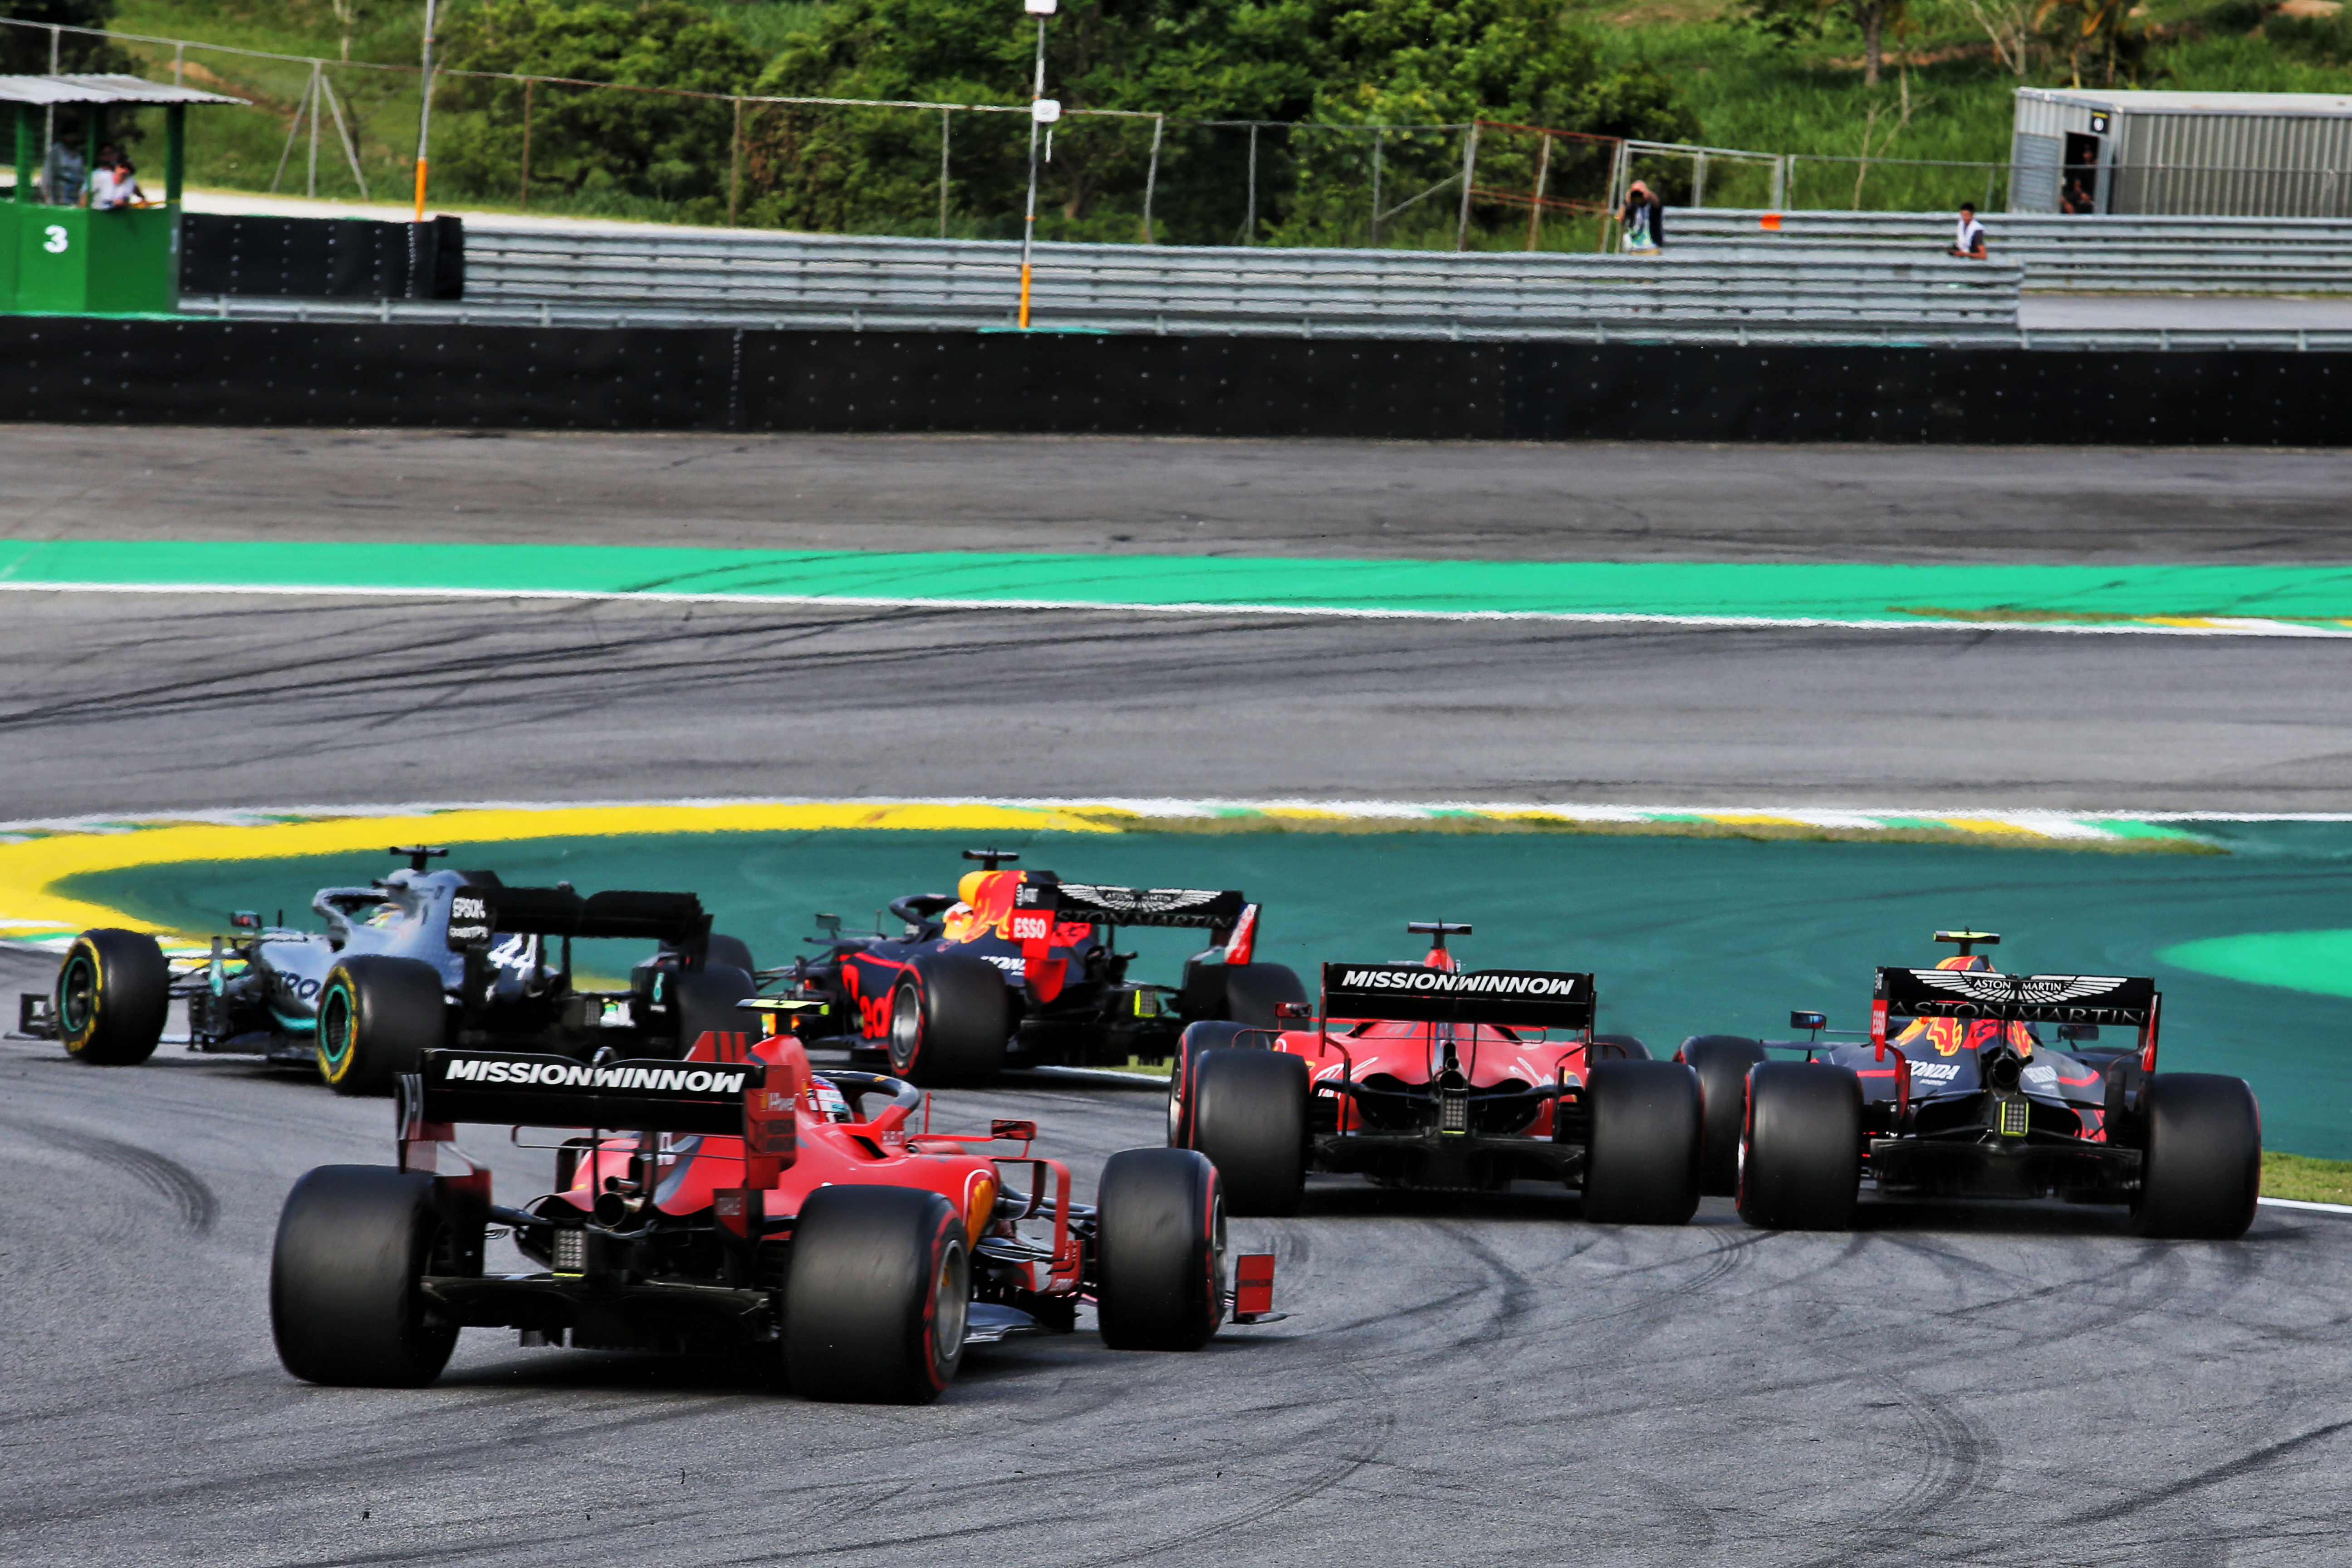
[0,578,2346,639]
[2259,1196,2352,1215]
[4,796,2347,838]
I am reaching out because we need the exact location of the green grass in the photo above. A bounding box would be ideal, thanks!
[2264,1152,2352,1205]
[71,0,2352,227]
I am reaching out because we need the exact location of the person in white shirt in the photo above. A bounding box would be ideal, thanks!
[1949,202,1989,259]
[90,156,143,210]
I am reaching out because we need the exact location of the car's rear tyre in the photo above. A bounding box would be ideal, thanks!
[1590,1033,1651,1062]
[706,933,758,974]
[1169,1020,1254,1147]
[1220,963,1308,1028]
[2133,1073,2261,1240]
[1737,1062,1862,1230]
[315,956,446,1096]
[56,928,170,1066]
[271,1165,460,1387]
[674,963,756,1056]
[1581,1059,1703,1225]
[1187,1047,1308,1217]
[1095,1148,1227,1351]
[784,1184,968,1403]
[1677,1036,1771,1196]
[887,951,1008,1087]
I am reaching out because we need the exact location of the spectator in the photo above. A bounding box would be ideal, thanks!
[43,137,83,206]
[90,154,142,210]
[1950,202,1989,259]
[1619,179,1665,255]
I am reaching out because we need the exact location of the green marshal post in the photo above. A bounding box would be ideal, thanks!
[0,75,243,317]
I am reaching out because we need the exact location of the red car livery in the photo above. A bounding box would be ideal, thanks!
[267,1014,1281,1404]
[1166,921,1704,1225]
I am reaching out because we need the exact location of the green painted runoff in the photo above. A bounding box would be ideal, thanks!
[59,820,2352,1158]
[8,539,2352,625]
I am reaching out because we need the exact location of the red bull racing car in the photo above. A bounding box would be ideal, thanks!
[270,1010,1282,1403]
[1167,921,1702,1223]
[790,850,1307,1085]
[1676,932,2259,1238]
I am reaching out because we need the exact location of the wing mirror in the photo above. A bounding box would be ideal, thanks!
[2058,1023,2100,1042]
[230,911,262,931]
[1790,1010,1828,1032]
[1275,1002,1314,1019]
[991,1119,1038,1143]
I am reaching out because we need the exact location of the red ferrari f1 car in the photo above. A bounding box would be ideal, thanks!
[270,1011,1281,1403]
[1676,931,2261,1238]
[1166,921,1703,1223]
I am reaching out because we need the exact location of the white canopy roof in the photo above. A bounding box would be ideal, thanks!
[0,74,244,107]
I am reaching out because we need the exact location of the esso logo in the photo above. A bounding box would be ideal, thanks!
[451,895,488,921]
[1009,911,1052,942]
[43,225,67,254]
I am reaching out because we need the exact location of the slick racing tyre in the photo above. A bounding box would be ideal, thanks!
[784,1185,969,1404]
[1220,963,1309,1028]
[706,933,758,974]
[1589,1034,1652,1062]
[1737,1063,1862,1230]
[1170,1020,1255,1147]
[55,928,170,1066]
[1677,1036,1771,1197]
[1095,1147,1227,1352]
[2133,1073,2261,1240]
[315,956,447,1097]
[1581,1059,1703,1225]
[887,951,1008,1087]
[673,963,756,1057]
[1188,1047,1308,1217]
[271,1165,461,1387]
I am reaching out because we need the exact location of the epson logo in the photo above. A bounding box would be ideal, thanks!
[451,896,489,922]
[439,1058,747,1095]
[1338,968,1580,997]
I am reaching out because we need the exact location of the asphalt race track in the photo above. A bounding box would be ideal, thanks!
[5,429,2352,1565]
[7,593,2352,817]
[5,939,2349,1568]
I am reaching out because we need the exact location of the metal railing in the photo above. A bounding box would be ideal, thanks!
[174,220,2352,349]
[402,227,2020,343]
[1665,209,2352,294]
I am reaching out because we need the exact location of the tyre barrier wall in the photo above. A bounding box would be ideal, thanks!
[5,315,2346,445]
[180,214,465,301]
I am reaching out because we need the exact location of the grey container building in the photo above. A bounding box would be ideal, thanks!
[2010,88,2352,217]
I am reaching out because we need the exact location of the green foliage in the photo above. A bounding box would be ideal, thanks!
[436,0,764,214]
[746,0,1697,244]
[2264,6,2352,62]
[0,0,127,75]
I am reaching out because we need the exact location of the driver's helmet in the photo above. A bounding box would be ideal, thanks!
[1893,954,2038,1058]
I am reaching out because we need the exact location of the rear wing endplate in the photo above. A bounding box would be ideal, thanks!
[1872,967,2162,1070]
[447,887,711,951]
[1319,963,1596,1030]
[1019,880,1246,931]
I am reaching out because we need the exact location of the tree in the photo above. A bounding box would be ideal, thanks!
[0,0,124,76]
[437,0,764,213]
[745,0,1695,241]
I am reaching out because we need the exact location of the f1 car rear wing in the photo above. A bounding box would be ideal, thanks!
[399,1049,798,1171]
[1017,880,1248,931]
[446,887,712,952]
[1319,963,1596,1031]
[1873,967,2163,1071]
